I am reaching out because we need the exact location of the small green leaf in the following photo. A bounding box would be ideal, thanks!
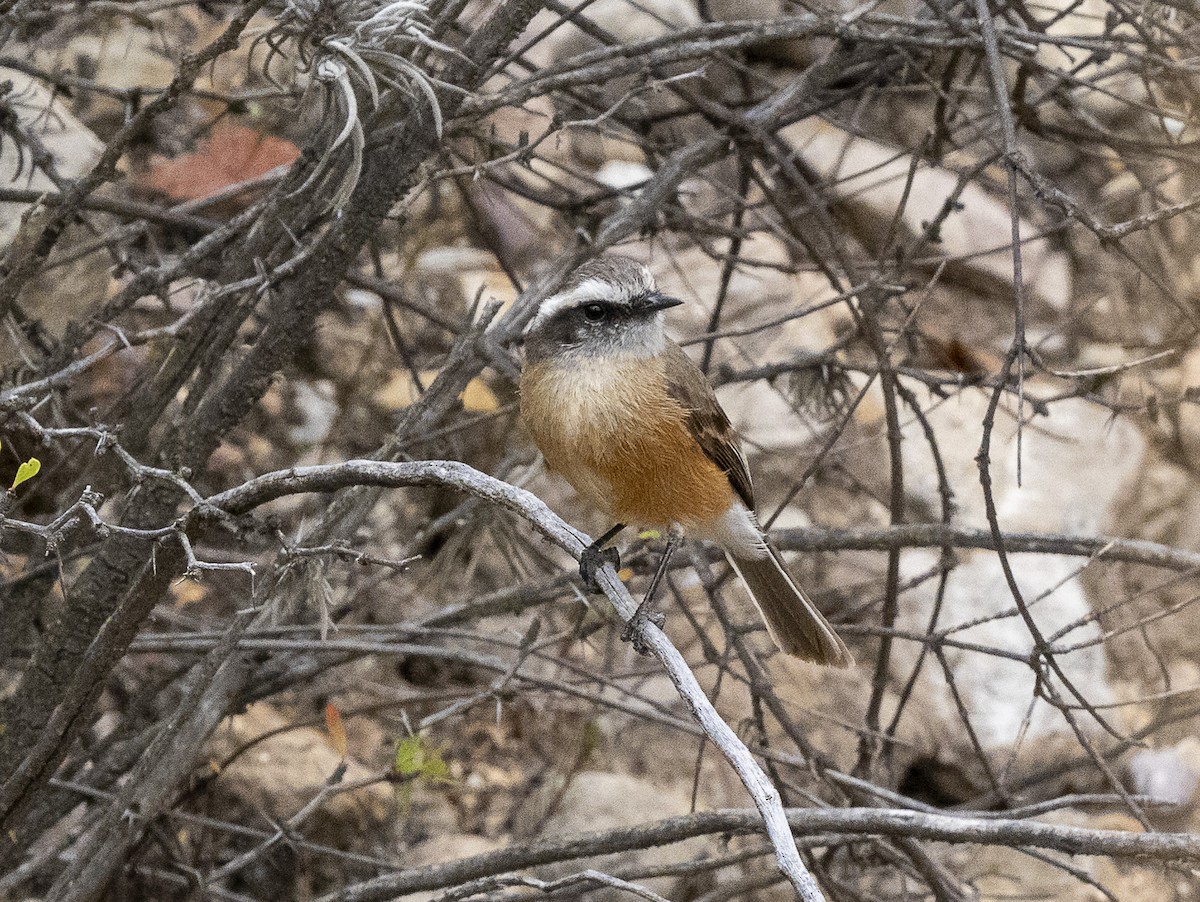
[394,737,418,775]
[11,458,40,490]
[393,735,452,785]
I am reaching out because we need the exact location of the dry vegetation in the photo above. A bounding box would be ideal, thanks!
[2,0,1200,899]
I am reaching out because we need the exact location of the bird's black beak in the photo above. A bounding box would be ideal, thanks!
[641,292,684,313]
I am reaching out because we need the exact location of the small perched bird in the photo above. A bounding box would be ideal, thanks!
[519,256,852,667]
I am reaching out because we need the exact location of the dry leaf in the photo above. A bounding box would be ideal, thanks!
[920,325,1001,378]
[325,702,348,760]
[140,120,299,214]
[171,580,207,606]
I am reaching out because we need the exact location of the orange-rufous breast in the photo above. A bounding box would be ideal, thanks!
[521,354,735,528]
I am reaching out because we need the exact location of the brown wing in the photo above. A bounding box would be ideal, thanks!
[663,342,755,511]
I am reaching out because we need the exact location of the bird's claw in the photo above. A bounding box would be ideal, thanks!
[621,604,665,656]
[579,543,620,592]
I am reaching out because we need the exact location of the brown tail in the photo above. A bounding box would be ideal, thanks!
[726,544,853,667]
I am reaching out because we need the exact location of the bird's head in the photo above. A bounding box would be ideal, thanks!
[524,256,683,363]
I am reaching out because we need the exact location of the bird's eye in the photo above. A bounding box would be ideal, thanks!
[582,304,608,322]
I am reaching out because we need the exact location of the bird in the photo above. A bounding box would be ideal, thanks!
[518,255,852,667]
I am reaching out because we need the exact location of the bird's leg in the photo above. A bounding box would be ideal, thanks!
[579,522,625,591]
[622,526,682,653]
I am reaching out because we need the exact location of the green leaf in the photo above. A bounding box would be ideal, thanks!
[393,736,422,775]
[393,735,452,786]
[11,458,40,490]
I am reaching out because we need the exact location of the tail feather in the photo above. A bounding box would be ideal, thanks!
[726,544,853,668]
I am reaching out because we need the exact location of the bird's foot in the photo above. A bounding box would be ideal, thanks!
[621,598,666,656]
[579,543,621,593]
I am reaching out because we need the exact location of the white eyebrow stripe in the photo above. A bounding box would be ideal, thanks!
[526,277,625,332]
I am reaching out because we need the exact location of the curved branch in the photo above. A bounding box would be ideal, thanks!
[203,458,827,901]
